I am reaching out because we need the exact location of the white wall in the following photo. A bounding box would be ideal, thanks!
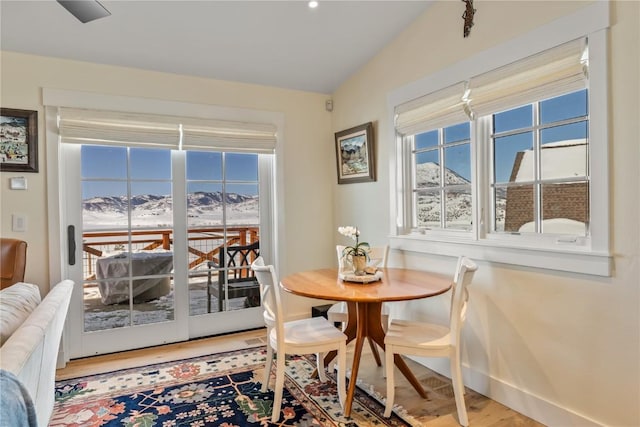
[0,52,335,315]
[332,1,639,426]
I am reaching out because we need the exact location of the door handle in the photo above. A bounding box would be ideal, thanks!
[68,225,76,265]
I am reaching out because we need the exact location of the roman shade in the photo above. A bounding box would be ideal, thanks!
[394,37,587,136]
[394,82,469,136]
[58,108,181,148]
[57,107,277,153]
[468,38,588,118]
[180,117,277,154]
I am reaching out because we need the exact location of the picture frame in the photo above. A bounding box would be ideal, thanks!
[335,122,375,184]
[1,108,39,173]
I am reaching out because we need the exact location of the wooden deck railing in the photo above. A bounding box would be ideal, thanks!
[82,226,259,280]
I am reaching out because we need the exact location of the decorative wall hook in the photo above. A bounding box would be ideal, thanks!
[462,0,476,38]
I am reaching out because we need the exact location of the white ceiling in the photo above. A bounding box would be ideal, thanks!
[0,0,431,94]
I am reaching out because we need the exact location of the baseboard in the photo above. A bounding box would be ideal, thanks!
[410,356,604,427]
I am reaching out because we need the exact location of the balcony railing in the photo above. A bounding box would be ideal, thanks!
[82,226,259,281]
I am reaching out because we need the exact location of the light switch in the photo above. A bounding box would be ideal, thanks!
[12,214,27,232]
[9,177,27,190]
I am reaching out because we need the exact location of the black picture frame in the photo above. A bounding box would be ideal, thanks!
[335,122,375,184]
[1,108,39,173]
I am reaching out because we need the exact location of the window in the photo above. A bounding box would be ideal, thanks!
[401,38,588,237]
[412,122,472,231]
[389,8,611,276]
[487,90,589,236]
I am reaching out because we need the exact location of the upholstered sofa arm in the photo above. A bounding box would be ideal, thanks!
[0,280,74,427]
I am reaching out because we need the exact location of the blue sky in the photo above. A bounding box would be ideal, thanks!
[82,147,258,199]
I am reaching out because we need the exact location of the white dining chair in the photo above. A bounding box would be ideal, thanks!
[383,256,478,426]
[251,257,347,422]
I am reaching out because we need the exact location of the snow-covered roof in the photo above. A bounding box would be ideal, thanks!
[513,138,587,182]
[518,218,586,234]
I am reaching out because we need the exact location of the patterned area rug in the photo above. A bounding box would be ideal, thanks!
[51,346,417,426]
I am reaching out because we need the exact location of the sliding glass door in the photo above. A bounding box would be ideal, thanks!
[61,143,268,358]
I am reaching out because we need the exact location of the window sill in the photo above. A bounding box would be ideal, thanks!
[389,234,612,276]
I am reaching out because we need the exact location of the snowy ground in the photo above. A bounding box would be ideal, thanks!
[82,194,258,230]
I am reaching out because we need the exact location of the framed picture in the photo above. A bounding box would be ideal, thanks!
[1,108,38,173]
[335,122,375,184]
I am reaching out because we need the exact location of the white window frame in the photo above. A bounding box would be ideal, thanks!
[409,123,474,232]
[387,1,611,276]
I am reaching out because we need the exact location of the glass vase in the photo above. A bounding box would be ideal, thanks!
[352,255,367,276]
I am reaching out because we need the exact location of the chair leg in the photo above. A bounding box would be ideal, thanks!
[271,353,286,423]
[316,352,327,382]
[383,346,395,417]
[206,283,211,314]
[380,315,388,377]
[262,344,273,392]
[367,337,382,366]
[450,351,469,426]
[336,342,347,408]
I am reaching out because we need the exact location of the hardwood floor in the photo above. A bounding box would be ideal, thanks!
[56,328,544,426]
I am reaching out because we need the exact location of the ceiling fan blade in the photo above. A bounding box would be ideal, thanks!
[57,0,111,23]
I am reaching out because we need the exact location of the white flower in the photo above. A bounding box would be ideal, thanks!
[338,226,359,241]
[338,225,369,258]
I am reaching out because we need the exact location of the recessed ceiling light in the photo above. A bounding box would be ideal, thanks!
[308,1,319,9]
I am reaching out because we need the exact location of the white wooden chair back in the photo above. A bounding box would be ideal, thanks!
[251,257,281,342]
[449,256,477,346]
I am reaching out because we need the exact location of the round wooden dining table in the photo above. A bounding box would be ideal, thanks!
[280,267,452,417]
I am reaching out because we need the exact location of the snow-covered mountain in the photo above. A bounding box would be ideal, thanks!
[340,135,365,154]
[415,162,506,229]
[415,162,470,187]
[82,164,506,231]
[82,191,258,230]
[83,192,254,213]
